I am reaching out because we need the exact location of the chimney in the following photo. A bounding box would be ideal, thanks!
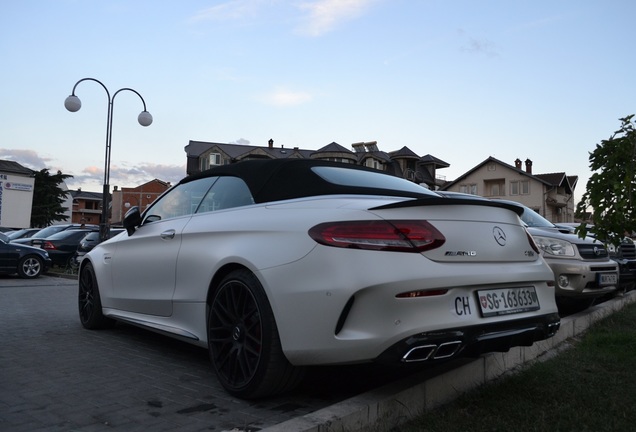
[525,158,533,174]
[514,158,522,169]
[268,138,274,148]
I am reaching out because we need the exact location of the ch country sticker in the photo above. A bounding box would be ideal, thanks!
[453,295,473,317]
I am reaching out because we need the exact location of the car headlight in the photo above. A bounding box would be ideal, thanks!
[533,235,576,257]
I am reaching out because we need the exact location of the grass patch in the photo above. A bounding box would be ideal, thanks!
[394,302,636,432]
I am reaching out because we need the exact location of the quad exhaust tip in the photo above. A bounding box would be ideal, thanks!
[547,321,561,337]
[402,341,462,363]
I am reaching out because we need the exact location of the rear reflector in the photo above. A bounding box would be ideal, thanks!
[308,220,445,252]
[396,289,449,298]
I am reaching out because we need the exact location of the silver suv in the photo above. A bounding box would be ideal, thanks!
[501,201,618,307]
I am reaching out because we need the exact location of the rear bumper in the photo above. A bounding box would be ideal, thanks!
[375,313,561,364]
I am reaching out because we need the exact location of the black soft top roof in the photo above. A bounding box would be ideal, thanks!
[180,159,434,203]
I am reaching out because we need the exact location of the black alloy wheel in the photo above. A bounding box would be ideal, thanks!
[78,262,115,329]
[208,269,303,399]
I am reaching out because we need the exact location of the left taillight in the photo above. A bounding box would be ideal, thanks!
[308,220,445,252]
[42,241,56,250]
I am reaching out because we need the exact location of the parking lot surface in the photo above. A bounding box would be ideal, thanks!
[0,274,431,431]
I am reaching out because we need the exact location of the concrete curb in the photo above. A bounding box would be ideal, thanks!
[262,291,636,432]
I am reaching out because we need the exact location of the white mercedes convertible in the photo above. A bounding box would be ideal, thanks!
[78,159,560,398]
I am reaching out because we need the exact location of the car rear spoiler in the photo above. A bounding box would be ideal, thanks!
[370,197,524,216]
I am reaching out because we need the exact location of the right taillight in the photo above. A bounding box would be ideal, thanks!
[308,220,445,252]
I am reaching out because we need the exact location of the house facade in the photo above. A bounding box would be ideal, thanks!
[111,179,171,225]
[69,190,103,226]
[0,160,35,229]
[184,139,450,190]
[441,157,578,223]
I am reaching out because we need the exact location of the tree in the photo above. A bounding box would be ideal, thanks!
[30,169,73,228]
[575,115,636,246]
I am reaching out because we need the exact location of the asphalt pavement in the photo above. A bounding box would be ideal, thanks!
[0,274,440,431]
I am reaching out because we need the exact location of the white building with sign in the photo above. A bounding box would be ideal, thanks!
[0,160,35,229]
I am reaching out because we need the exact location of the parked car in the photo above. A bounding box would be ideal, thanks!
[0,232,52,278]
[11,223,98,247]
[437,193,620,309]
[42,228,99,268]
[72,228,125,265]
[78,159,560,399]
[6,228,41,241]
[495,201,619,308]
[555,222,636,293]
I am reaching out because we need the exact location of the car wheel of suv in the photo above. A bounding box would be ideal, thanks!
[18,256,43,279]
[208,269,304,399]
[78,262,116,329]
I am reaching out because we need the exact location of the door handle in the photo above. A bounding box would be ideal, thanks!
[160,230,176,240]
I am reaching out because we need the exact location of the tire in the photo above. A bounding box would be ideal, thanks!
[78,262,116,329]
[17,255,44,279]
[208,269,304,399]
[67,254,79,273]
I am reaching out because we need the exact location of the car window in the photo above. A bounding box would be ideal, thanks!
[144,177,217,222]
[196,176,254,214]
[0,232,9,243]
[7,229,35,239]
[520,208,556,228]
[46,230,92,241]
[312,166,438,195]
[31,225,66,238]
[82,232,100,242]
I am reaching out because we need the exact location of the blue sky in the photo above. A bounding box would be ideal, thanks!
[1,0,635,203]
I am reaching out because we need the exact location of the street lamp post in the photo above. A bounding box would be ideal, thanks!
[64,78,152,242]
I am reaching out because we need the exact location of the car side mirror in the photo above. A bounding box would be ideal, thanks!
[123,206,142,236]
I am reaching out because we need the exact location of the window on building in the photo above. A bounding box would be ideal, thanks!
[365,158,380,169]
[511,181,519,195]
[521,180,530,194]
[325,157,352,163]
[199,153,224,171]
[485,179,505,197]
[512,180,530,195]
[209,153,222,166]
[459,184,478,195]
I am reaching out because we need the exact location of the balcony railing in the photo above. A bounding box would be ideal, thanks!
[545,190,570,207]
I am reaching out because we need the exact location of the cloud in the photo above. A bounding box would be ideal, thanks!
[188,0,377,37]
[457,30,500,57]
[259,87,313,106]
[75,163,187,190]
[0,148,185,192]
[189,0,263,22]
[0,148,53,170]
[230,138,251,145]
[296,0,376,37]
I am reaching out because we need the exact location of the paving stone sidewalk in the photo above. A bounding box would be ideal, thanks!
[0,275,430,431]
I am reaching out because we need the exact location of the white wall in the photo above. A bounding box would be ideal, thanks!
[0,173,35,228]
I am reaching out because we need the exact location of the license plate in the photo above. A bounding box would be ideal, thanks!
[477,287,540,317]
[597,273,618,287]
